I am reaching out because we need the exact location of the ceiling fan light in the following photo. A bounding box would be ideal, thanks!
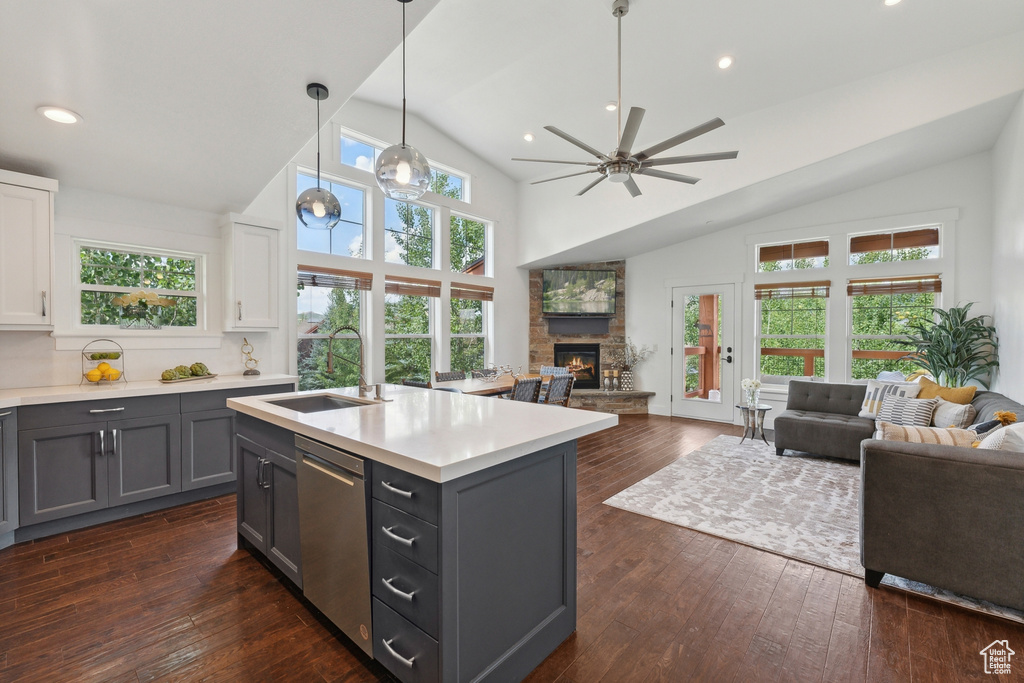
[376,143,431,200]
[605,162,632,183]
[297,187,341,229]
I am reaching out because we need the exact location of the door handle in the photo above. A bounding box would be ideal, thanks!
[111,428,118,455]
[256,456,265,488]
[259,458,270,489]
[41,291,47,317]
[725,356,733,363]
[237,300,243,321]
[98,429,106,456]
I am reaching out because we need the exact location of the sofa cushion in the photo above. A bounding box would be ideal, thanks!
[932,398,977,429]
[774,409,876,461]
[877,395,937,426]
[858,380,921,418]
[785,381,867,416]
[916,376,976,404]
[971,391,1024,423]
[874,420,978,447]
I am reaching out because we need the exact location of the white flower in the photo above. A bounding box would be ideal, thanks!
[741,378,762,391]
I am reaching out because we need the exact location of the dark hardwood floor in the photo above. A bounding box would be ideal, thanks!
[1,414,1021,682]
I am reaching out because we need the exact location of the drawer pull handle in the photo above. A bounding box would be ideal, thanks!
[0,411,11,418]
[89,407,126,414]
[381,577,416,601]
[381,526,415,547]
[382,638,416,669]
[381,480,414,498]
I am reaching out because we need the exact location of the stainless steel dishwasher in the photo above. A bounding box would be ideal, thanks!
[296,434,373,656]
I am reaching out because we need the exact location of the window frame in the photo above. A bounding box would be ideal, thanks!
[449,283,492,373]
[753,281,830,386]
[295,168,370,260]
[296,268,367,391]
[384,197,438,270]
[73,239,204,331]
[848,225,941,265]
[449,211,491,277]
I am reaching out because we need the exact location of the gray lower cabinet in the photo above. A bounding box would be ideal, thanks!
[181,408,236,490]
[0,408,18,537]
[108,414,181,506]
[236,416,302,588]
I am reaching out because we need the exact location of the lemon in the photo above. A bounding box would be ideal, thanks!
[86,369,103,383]
[104,368,121,381]
[96,362,112,373]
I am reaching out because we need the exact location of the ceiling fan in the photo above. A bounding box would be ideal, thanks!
[513,0,738,198]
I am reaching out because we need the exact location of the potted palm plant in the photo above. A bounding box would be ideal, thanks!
[902,302,998,388]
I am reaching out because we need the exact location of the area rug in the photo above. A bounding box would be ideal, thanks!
[604,434,1024,623]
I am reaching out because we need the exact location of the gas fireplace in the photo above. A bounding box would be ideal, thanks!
[553,343,600,389]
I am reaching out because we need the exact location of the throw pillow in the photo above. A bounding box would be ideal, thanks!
[876,370,906,382]
[931,398,977,429]
[915,376,977,404]
[858,380,922,418]
[875,421,978,447]
[877,395,938,426]
[978,423,1024,452]
[968,419,1001,435]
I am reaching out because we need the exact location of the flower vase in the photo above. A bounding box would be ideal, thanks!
[745,388,760,407]
[620,370,634,391]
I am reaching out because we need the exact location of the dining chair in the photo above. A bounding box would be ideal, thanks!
[435,370,466,383]
[506,376,542,403]
[541,374,575,407]
[402,378,431,388]
[433,387,463,393]
[539,365,572,376]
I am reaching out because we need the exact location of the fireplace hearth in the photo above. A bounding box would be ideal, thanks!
[553,343,600,389]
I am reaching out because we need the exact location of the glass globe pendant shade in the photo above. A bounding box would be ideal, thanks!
[296,186,341,230]
[375,143,431,201]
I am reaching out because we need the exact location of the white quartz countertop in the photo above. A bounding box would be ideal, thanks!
[0,374,298,409]
[228,384,618,483]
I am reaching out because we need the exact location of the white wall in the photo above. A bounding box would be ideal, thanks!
[626,152,994,421]
[243,98,528,381]
[990,93,1024,402]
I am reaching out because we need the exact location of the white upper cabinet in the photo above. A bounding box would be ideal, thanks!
[222,213,281,330]
[0,171,57,329]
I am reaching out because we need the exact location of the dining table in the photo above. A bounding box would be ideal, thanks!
[431,373,550,396]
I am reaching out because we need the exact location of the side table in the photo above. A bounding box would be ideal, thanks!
[737,403,772,445]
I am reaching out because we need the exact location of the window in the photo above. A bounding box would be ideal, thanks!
[385,198,434,268]
[757,240,828,272]
[339,132,469,202]
[339,134,381,173]
[755,281,829,382]
[430,167,466,202]
[78,244,199,327]
[849,275,940,379]
[849,226,939,265]
[296,267,371,391]
[450,214,487,275]
[450,282,492,373]
[384,275,439,383]
[296,171,366,258]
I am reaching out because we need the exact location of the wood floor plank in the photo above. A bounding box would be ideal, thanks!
[0,414,1015,682]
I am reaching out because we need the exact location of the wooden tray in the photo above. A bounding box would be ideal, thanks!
[158,373,218,384]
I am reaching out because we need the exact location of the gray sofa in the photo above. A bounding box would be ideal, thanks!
[774,380,1024,610]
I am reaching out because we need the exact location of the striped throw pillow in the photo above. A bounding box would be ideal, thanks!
[875,421,978,447]
[858,380,922,418]
[878,395,938,426]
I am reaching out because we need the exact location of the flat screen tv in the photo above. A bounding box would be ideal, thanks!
[542,269,616,316]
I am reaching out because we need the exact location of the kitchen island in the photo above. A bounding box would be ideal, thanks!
[228,383,617,683]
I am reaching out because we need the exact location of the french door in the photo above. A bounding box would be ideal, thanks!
[671,284,736,422]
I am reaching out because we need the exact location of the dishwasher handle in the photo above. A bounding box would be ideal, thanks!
[303,454,355,486]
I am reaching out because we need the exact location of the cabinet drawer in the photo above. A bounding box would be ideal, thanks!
[372,461,439,525]
[372,598,438,683]
[180,384,294,413]
[372,500,438,573]
[372,544,439,639]
[19,394,180,430]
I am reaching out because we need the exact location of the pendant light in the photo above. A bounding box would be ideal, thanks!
[374,0,431,201]
[296,83,342,230]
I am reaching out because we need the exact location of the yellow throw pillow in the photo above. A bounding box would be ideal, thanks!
[875,421,979,447]
[915,376,977,405]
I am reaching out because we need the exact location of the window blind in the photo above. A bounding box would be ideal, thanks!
[385,275,442,298]
[450,282,494,301]
[849,227,939,255]
[847,275,942,296]
[754,280,831,300]
[758,240,829,264]
[297,265,372,291]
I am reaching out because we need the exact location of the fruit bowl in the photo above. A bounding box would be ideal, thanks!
[80,339,127,385]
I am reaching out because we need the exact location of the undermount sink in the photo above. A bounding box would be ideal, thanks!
[267,395,367,413]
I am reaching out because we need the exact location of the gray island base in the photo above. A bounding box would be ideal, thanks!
[229,386,615,683]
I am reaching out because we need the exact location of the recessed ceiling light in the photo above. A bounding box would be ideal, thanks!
[884,0,902,5]
[523,132,534,142]
[718,56,733,70]
[606,101,617,112]
[37,106,82,124]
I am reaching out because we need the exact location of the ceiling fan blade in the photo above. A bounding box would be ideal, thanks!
[615,107,646,158]
[531,169,600,185]
[544,126,612,162]
[634,118,726,161]
[576,175,607,196]
[641,151,739,166]
[636,168,700,184]
[623,176,642,198]
[512,158,601,166]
